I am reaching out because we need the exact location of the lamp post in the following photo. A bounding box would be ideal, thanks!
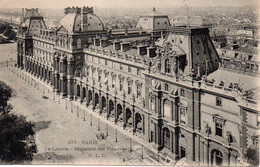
[141,145,144,159]
[130,138,132,152]
[115,129,118,142]
[98,118,100,131]
[83,109,85,121]
[106,124,108,136]
[90,114,92,126]
[71,101,73,113]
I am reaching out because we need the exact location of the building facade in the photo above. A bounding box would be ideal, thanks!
[16,7,259,166]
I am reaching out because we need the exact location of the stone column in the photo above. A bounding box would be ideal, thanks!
[60,76,63,95]
[92,88,95,110]
[114,97,117,124]
[123,101,126,128]
[80,84,84,103]
[67,79,72,100]
[86,87,90,106]
[223,151,230,166]
[204,142,209,165]
[132,107,135,133]
[106,94,109,119]
[170,131,174,153]
[99,92,102,114]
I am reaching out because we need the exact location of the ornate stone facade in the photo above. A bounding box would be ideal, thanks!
[16,7,259,166]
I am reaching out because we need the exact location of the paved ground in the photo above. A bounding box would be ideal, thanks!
[0,44,161,165]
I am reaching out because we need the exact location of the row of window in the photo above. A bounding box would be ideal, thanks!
[88,67,143,98]
[34,40,53,50]
[87,55,141,76]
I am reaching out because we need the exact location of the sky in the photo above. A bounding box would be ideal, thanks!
[0,0,259,9]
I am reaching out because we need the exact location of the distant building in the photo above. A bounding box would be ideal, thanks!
[16,7,259,166]
[215,42,259,75]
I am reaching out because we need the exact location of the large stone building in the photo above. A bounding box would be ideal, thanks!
[16,7,259,166]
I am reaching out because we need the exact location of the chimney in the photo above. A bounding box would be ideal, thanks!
[147,46,156,58]
[137,45,148,56]
[113,40,121,50]
[121,42,130,52]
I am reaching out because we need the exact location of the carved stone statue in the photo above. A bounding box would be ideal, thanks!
[142,98,146,107]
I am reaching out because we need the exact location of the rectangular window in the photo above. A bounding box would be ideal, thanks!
[112,62,115,68]
[98,58,101,64]
[128,81,132,94]
[137,84,141,98]
[128,66,131,73]
[105,59,108,66]
[120,64,123,70]
[119,79,123,91]
[98,72,101,82]
[216,97,222,106]
[180,89,185,97]
[165,83,169,91]
[216,122,223,137]
[137,69,141,76]
[180,107,186,124]
[112,77,115,88]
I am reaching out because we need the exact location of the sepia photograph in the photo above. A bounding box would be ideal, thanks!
[0,0,259,166]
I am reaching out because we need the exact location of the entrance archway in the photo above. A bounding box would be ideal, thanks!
[126,108,132,127]
[211,149,223,166]
[88,90,92,104]
[108,100,114,117]
[117,104,123,121]
[82,87,86,99]
[101,96,106,114]
[77,85,80,97]
[94,93,99,107]
[135,113,143,133]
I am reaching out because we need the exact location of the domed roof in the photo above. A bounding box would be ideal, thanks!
[60,13,80,32]
[59,12,104,33]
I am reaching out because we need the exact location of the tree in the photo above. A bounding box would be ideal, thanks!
[3,26,13,37]
[0,106,37,163]
[0,81,37,163]
[7,31,16,41]
[0,24,7,33]
[0,81,12,109]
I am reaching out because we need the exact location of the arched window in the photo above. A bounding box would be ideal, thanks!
[165,59,171,73]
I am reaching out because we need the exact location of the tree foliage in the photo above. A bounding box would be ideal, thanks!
[0,81,12,109]
[0,81,37,163]
[3,26,13,37]
[0,24,7,33]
